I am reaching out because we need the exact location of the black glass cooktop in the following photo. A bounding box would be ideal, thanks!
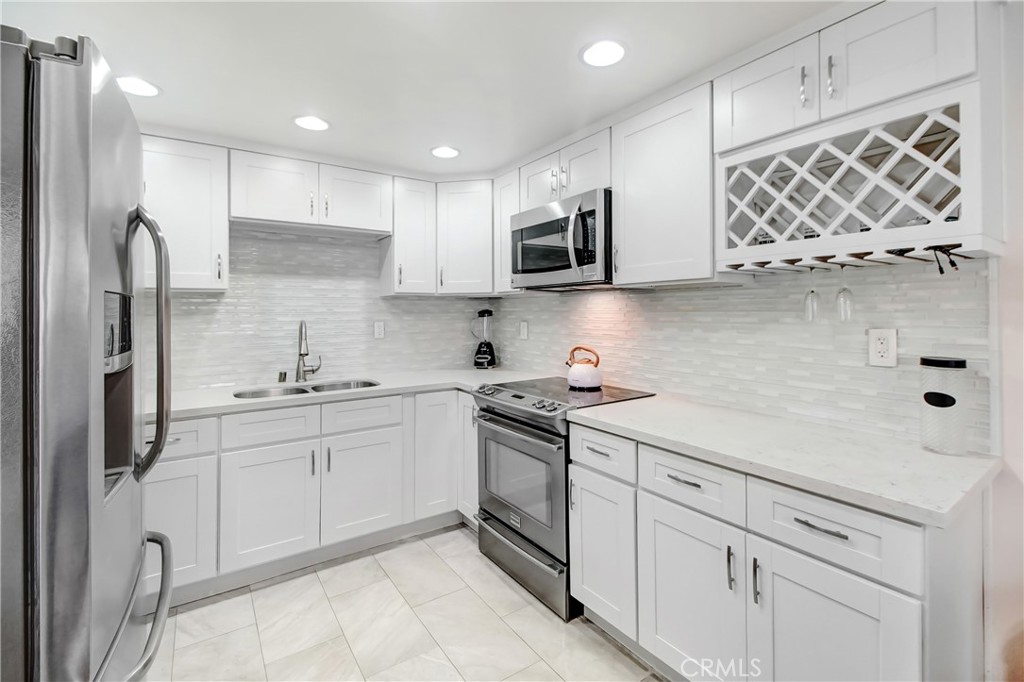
[494,377,654,409]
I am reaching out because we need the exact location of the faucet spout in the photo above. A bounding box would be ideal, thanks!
[298,320,309,357]
[295,320,321,382]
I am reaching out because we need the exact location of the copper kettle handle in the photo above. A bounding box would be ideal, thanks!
[567,345,600,367]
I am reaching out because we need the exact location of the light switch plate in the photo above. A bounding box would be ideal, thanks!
[867,328,897,367]
[519,321,529,340]
[373,321,385,339]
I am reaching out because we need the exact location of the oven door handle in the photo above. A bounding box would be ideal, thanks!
[565,200,581,276]
[476,514,565,578]
[474,414,564,453]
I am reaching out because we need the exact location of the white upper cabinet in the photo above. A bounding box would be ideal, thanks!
[713,35,820,152]
[319,164,393,233]
[520,130,611,211]
[492,169,520,294]
[436,180,493,294]
[612,84,714,285]
[519,152,560,211]
[391,177,437,294]
[230,150,319,224]
[142,136,229,290]
[819,2,976,119]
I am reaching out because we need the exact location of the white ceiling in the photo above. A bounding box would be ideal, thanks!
[4,2,839,177]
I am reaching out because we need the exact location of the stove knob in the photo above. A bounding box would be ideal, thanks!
[545,403,560,412]
[476,385,490,394]
[532,400,546,409]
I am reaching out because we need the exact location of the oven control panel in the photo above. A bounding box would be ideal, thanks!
[474,384,569,415]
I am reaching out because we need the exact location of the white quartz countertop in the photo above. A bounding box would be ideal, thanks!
[147,369,547,422]
[567,393,1000,528]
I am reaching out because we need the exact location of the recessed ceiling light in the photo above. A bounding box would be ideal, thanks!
[581,40,625,67]
[431,146,460,159]
[294,115,330,131]
[116,76,160,97]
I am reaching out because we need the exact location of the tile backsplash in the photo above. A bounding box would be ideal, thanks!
[147,230,991,452]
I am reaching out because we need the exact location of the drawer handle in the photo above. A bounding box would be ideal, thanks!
[145,436,181,446]
[585,445,613,458]
[569,479,576,510]
[667,473,702,489]
[794,516,849,541]
[726,544,735,591]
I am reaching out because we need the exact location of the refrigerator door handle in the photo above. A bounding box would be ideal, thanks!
[124,531,174,682]
[133,205,171,480]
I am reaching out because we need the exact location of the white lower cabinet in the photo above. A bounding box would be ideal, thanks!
[637,491,747,681]
[456,391,479,521]
[414,391,460,519]
[220,439,321,572]
[320,427,404,544]
[143,455,218,594]
[568,463,637,639]
[746,535,922,682]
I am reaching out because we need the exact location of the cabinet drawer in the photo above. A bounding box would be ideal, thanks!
[321,396,402,435]
[570,425,637,484]
[221,405,321,450]
[638,445,745,526]
[145,418,218,461]
[747,478,924,594]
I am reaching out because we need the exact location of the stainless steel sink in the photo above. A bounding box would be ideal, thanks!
[309,380,380,392]
[233,387,311,399]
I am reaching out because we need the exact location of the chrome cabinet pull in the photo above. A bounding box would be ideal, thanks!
[585,445,612,458]
[324,193,329,218]
[726,545,735,591]
[569,479,576,509]
[311,450,316,476]
[327,446,332,473]
[826,55,836,99]
[439,266,444,288]
[309,191,314,216]
[145,436,181,446]
[560,165,567,191]
[667,473,702,489]
[216,253,222,280]
[799,65,807,106]
[752,557,761,604]
[794,516,849,540]
[550,168,558,195]
[398,264,403,286]
[613,245,619,273]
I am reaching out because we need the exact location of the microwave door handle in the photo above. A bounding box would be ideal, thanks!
[566,201,581,275]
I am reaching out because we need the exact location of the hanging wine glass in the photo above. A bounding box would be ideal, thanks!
[803,267,820,323]
[836,265,854,322]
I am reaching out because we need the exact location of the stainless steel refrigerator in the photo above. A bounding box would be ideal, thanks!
[1,26,174,681]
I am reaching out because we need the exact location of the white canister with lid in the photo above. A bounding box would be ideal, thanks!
[920,356,968,455]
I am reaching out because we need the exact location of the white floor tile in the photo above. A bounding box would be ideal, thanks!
[175,589,256,650]
[444,552,531,617]
[251,572,343,664]
[503,605,647,682]
[504,660,564,681]
[375,540,466,606]
[330,578,437,677]
[367,646,463,682]
[172,625,266,681]
[263,636,364,681]
[145,615,176,682]
[415,588,539,681]
[424,528,479,559]
[317,555,388,598]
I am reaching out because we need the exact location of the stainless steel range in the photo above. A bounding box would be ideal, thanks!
[473,377,653,620]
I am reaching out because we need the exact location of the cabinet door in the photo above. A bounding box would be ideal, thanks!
[229,150,318,224]
[519,152,559,211]
[612,83,713,285]
[436,180,492,294]
[392,177,437,294]
[568,463,637,639]
[560,129,611,198]
[456,392,479,521]
[143,455,218,593]
[413,391,459,519]
[713,35,820,152]
[321,427,404,544]
[142,137,229,290]
[220,439,321,572]
[492,169,520,294]
[319,164,393,233]
[637,491,747,681]
[746,536,923,682]
[819,2,976,119]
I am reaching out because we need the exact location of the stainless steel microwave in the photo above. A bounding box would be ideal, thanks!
[510,188,611,289]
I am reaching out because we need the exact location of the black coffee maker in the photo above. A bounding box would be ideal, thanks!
[472,309,497,369]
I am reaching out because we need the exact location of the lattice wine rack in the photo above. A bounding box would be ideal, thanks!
[715,85,1001,273]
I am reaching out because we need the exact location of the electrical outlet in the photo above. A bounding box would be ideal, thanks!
[373,321,385,339]
[867,328,897,367]
[519,321,529,340]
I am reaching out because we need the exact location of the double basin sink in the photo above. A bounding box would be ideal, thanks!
[233,379,379,399]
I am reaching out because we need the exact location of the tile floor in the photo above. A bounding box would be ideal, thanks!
[145,526,660,682]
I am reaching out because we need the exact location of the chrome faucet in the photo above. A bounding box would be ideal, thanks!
[295,320,322,382]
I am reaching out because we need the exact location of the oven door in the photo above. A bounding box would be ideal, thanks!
[475,411,567,562]
[510,188,609,289]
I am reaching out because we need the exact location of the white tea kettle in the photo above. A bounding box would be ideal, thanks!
[566,345,602,391]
